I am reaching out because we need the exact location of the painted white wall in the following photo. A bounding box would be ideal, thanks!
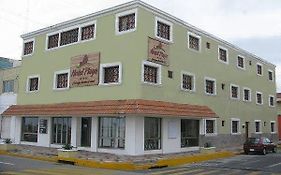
[162,117,181,153]
[37,117,51,147]
[1,116,11,139]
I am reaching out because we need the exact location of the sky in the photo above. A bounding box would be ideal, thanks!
[0,0,281,91]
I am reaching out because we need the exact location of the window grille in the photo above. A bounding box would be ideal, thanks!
[56,73,68,88]
[206,120,214,134]
[144,65,158,83]
[182,74,193,90]
[231,86,238,98]
[189,35,199,51]
[24,41,33,55]
[48,34,59,49]
[60,28,79,46]
[81,24,95,40]
[104,66,119,83]
[29,78,38,91]
[219,48,227,62]
[119,14,135,32]
[157,21,170,40]
[238,56,244,68]
[232,121,238,133]
[206,80,214,94]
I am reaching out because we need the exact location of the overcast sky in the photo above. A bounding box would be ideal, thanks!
[1,0,281,91]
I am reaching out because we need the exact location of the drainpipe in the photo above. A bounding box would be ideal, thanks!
[0,115,2,139]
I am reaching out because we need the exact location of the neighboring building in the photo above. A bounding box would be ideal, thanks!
[277,93,281,140]
[3,1,277,155]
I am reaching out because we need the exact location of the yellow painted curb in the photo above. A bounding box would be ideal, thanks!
[0,150,57,162]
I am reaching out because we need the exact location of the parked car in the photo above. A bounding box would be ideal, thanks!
[243,137,277,155]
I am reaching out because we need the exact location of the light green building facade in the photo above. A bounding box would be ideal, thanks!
[4,1,277,155]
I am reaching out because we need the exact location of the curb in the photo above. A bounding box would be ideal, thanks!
[0,150,236,171]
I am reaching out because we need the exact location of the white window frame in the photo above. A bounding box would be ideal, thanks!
[237,55,245,70]
[243,87,251,102]
[99,62,122,85]
[270,121,276,133]
[268,69,274,81]
[230,84,240,100]
[204,119,217,136]
[181,71,196,92]
[204,77,216,96]
[256,63,263,76]
[155,17,173,43]
[53,69,70,90]
[141,60,162,86]
[187,32,201,52]
[22,38,35,57]
[218,46,228,64]
[115,9,137,35]
[231,118,241,135]
[256,91,263,105]
[268,95,275,107]
[26,75,40,93]
[254,120,262,134]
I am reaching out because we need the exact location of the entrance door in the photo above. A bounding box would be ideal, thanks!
[245,122,249,139]
[81,117,92,147]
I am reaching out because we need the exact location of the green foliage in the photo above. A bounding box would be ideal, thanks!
[4,138,12,144]
[62,143,73,150]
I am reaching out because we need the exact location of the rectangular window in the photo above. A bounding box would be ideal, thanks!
[205,119,216,134]
[269,95,275,107]
[205,78,216,95]
[60,28,79,46]
[256,92,263,105]
[54,70,69,90]
[237,56,245,69]
[231,119,240,134]
[119,14,135,32]
[155,17,172,42]
[181,119,199,148]
[230,84,239,99]
[144,117,161,150]
[181,72,195,91]
[81,24,95,41]
[2,80,14,93]
[98,117,125,149]
[52,117,71,144]
[257,63,263,76]
[27,76,39,92]
[100,63,121,85]
[218,46,228,63]
[21,117,38,142]
[188,32,200,51]
[270,121,275,133]
[243,88,251,102]
[142,61,161,85]
[268,70,273,81]
[23,40,34,56]
[47,33,59,49]
[255,120,261,133]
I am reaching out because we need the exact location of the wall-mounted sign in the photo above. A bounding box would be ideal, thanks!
[148,37,169,66]
[70,52,100,88]
[39,119,48,134]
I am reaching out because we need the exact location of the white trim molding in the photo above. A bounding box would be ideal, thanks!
[53,69,70,91]
[26,75,40,93]
[204,77,216,96]
[99,62,122,85]
[230,118,241,135]
[242,87,251,102]
[154,16,173,43]
[230,84,240,100]
[141,60,162,86]
[180,71,196,92]
[218,46,229,64]
[115,8,137,35]
[187,32,201,52]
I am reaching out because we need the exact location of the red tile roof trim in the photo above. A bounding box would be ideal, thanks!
[2,99,217,118]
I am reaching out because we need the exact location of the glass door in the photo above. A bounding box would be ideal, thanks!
[81,117,92,147]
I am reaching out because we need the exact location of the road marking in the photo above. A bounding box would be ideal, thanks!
[267,162,281,168]
[149,168,198,175]
[0,161,14,165]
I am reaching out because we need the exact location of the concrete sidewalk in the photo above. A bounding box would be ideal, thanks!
[0,144,239,170]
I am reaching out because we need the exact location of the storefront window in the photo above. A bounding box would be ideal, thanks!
[98,117,125,149]
[21,117,38,142]
[144,117,161,150]
[181,119,199,147]
[52,117,71,145]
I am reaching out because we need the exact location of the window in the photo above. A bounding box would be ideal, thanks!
[255,120,261,133]
[243,88,251,102]
[47,33,59,49]
[181,119,199,148]
[237,55,245,69]
[230,84,240,99]
[100,63,122,85]
[256,92,263,105]
[204,77,216,95]
[52,117,71,144]
[98,117,125,149]
[81,24,95,41]
[155,17,173,42]
[60,28,79,46]
[218,46,228,64]
[142,61,161,85]
[115,9,137,35]
[21,117,38,142]
[206,42,210,49]
[26,75,39,92]
[23,40,34,56]
[188,32,201,51]
[270,121,276,133]
[268,70,273,81]
[2,80,14,93]
[231,118,240,134]
[257,63,263,76]
[205,119,216,135]
[144,117,161,150]
[269,95,275,107]
[53,70,69,90]
[181,72,195,92]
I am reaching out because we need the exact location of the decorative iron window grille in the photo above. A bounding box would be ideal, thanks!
[60,28,79,46]
[144,65,158,83]
[244,89,250,101]
[232,121,238,133]
[24,41,34,55]
[219,48,227,62]
[81,24,95,41]
[182,74,193,90]
[119,13,135,32]
[257,93,262,104]
[104,66,119,83]
[268,71,273,80]
[144,117,161,150]
[205,80,214,94]
[48,34,59,49]
[206,120,214,134]
[157,21,170,40]
[257,65,262,75]
[56,73,68,89]
[29,77,39,91]
[237,56,244,68]
[270,97,274,106]
[189,35,199,51]
[231,86,238,98]
[181,119,199,148]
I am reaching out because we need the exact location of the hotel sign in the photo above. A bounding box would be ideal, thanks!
[70,52,100,87]
[148,37,169,66]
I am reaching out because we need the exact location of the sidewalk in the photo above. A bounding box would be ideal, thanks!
[0,144,239,170]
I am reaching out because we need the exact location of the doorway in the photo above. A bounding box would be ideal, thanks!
[81,117,92,147]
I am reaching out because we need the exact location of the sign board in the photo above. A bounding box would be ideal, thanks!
[148,37,169,66]
[70,52,100,87]
[39,119,48,134]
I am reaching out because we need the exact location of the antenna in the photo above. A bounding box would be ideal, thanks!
[24,0,30,33]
